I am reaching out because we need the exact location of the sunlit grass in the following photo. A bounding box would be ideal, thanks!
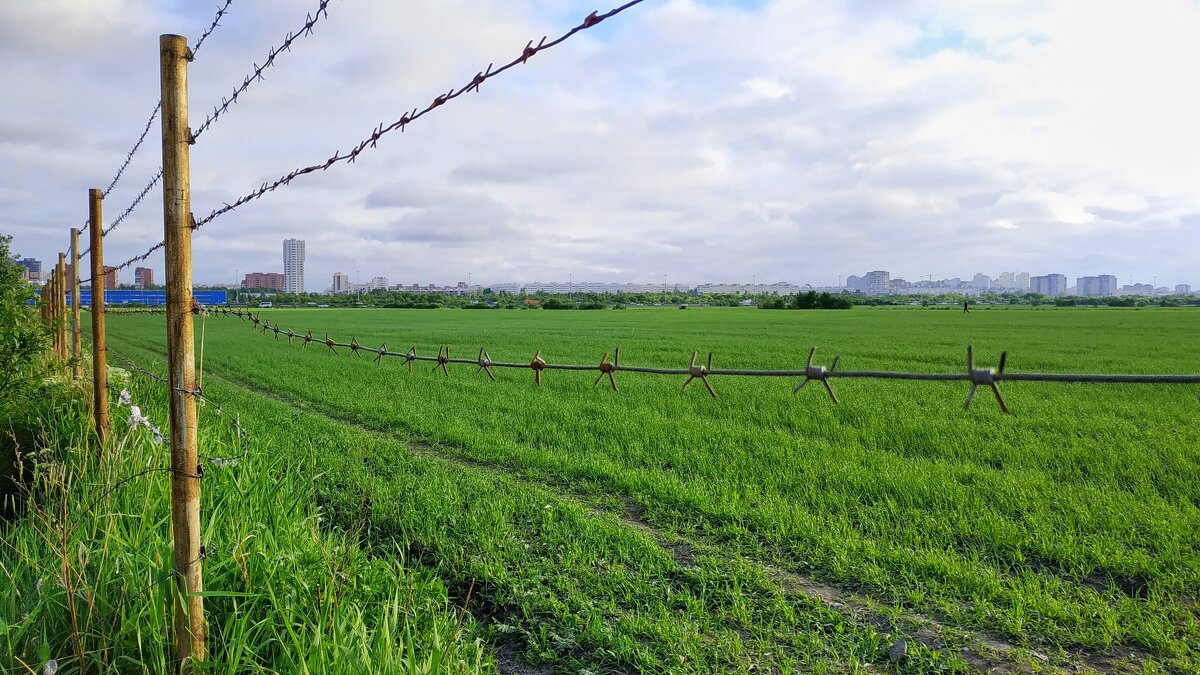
[102,305,1200,671]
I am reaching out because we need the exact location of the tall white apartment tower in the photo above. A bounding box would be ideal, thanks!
[283,238,305,293]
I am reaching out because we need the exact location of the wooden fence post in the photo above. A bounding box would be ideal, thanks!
[88,190,109,445]
[160,33,205,666]
[57,253,69,360]
[71,228,82,379]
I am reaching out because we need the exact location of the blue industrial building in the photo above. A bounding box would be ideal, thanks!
[34,289,228,306]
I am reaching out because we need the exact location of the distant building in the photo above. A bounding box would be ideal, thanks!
[845,274,864,292]
[54,289,228,306]
[103,266,118,290]
[1120,283,1154,296]
[694,282,801,295]
[489,282,522,295]
[331,272,351,294]
[971,273,991,290]
[1077,276,1121,296]
[369,276,389,290]
[1030,273,1066,296]
[864,270,890,295]
[134,267,153,289]
[243,272,286,291]
[1076,276,1102,296]
[283,238,305,293]
[1176,284,1191,294]
[889,278,909,292]
[997,272,1015,289]
[1015,272,1030,290]
[17,257,42,283]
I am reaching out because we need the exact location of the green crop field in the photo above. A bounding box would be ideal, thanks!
[103,306,1200,672]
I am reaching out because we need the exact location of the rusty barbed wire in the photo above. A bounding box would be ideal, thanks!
[204,307,1200,413]
[80,240,165,286]
[102,107,160,200]
[78,170,163,260]
[77,0,234,239]
[193,0,647,229]
[192,0,334,142]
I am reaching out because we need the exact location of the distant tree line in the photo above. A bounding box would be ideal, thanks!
[758,291,853,310]
[208,286,1198,310]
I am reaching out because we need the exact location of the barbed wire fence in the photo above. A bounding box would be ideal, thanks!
[90,306,1200,412]
[143,306,1193,413]
[79,0,330,265]
[77,0,234,244]
[45,4,652,665]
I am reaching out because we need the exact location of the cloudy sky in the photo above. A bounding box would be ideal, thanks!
[2,0,1197,290]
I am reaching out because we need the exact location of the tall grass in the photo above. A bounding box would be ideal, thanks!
[0,362,488,674]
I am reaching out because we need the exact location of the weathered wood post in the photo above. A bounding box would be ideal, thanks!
[88,190,109,444]
[71,228,82,379]
[56,255,68,359]
[160,33,206,665]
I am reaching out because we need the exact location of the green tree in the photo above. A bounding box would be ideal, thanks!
[0,236,50,400]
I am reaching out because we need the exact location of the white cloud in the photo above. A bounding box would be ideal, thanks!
[1,0,1197,290]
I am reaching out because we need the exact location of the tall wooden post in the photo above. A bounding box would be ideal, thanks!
[88,190,109,444]
[71,228,82,378]
[57,253,69,360]
[160,33,205,665]
[46,270,57,352]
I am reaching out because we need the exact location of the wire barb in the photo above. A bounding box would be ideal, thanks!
[965,345,1010,413]
[683,351,717,398]
[594,348,619,391]
[793,347,840,403]
[476,348,496,381]
[531,350,547,387]
[435,346,450,377]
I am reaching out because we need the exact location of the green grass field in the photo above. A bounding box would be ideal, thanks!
[104,305,1200,672]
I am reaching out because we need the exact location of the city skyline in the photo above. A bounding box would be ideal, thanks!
[13,251,1195,296]
[2,2,1196,295]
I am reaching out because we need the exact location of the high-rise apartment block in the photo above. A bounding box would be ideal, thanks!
[134,267,153,289]
[283,238,305,293]
[1177,284,1192,294]
[864,270,890,295]
[998,272,1015,288]
[1030,273,1067,296]
[1015,272,1030,290]
[331,272,351,294]
[1075,275,1118,296]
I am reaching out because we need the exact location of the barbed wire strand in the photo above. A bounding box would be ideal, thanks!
[78,1,646,273]
[190,0,235,59]
[148,307,1200,413]
[192,0,335,141]
[193,0,647,229]
[78,0,235,239]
